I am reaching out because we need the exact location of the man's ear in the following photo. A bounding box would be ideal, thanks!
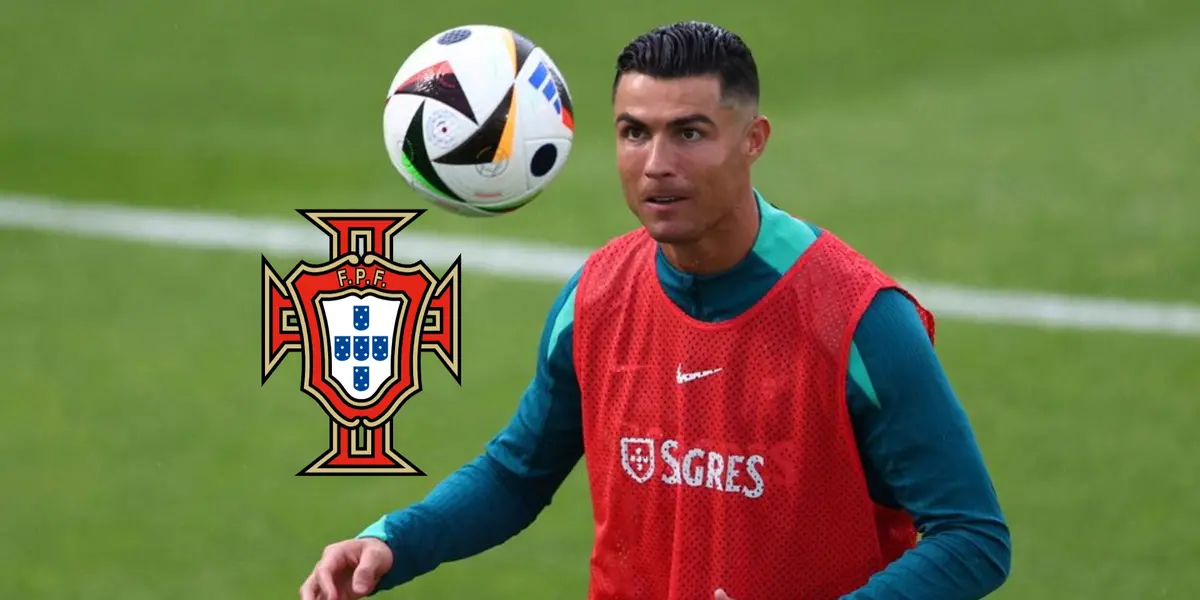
[745,114,771,162]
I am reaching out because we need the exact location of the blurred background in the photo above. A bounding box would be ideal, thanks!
[2,0,1198,597]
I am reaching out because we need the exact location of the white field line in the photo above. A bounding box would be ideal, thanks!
[1,193,1198,337]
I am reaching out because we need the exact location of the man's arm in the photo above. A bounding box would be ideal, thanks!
[355,268,585,592]
[843,288,1012,599]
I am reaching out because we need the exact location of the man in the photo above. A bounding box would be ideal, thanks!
[301,21,1011,600]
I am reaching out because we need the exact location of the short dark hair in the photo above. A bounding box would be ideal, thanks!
[612,21,759,106]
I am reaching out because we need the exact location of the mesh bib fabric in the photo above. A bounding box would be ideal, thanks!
[573,228,934,600]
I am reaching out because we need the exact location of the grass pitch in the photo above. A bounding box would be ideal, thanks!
[1,0,1198,597]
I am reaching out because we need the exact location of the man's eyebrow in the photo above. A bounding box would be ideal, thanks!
[615,112,644,127]
[668,113,716,128]
[614,113,716,128]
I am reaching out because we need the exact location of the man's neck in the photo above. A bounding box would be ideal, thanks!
[660,190,761,276]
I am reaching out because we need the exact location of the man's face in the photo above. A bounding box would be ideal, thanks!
[612,73,768,245]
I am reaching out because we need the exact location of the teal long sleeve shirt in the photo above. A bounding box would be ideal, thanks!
[358,193,1012,598]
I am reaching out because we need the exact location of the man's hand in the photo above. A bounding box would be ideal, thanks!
[714,588,735,600]
[300,538,394,600]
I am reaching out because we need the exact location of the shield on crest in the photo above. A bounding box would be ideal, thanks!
[620,437,656,484]
[322,294,405,400]
[288,252,435,427]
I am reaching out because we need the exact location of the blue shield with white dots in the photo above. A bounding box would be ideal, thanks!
[353,366,370,392]
[373,336,389,361]
[353,305,369,331]
[334,336,351,361]
[353,336,370,361]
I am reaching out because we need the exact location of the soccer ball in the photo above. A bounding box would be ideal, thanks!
[382,25,576,217]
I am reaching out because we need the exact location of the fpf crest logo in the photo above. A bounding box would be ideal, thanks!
[261,210,460,476]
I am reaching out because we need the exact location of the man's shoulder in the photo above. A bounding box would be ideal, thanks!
[803,230,937,346]
[533,265,583,365]
[574,227,653,295]
[539,227,646,338]
[536,227,652,367]
[588,227,653,259]
[790,225,895,287]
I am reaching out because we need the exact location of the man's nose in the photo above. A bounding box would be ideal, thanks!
[643,139,675,178]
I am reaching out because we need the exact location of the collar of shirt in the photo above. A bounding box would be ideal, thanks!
[653,190,821,323]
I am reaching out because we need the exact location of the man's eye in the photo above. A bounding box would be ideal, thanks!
[622,127,646,140]
[680,129,702,141]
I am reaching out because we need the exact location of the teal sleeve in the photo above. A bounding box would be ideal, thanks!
[355,268,584,592]
[842,289,1012,599]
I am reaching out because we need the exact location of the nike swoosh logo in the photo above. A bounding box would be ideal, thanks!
[676,364,722,384]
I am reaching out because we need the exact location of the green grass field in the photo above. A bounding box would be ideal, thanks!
[2,0,1198,598]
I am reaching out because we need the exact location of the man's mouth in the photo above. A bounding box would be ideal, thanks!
[645,196,685,205]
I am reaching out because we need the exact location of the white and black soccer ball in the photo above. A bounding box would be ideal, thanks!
[382,25,575,217]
